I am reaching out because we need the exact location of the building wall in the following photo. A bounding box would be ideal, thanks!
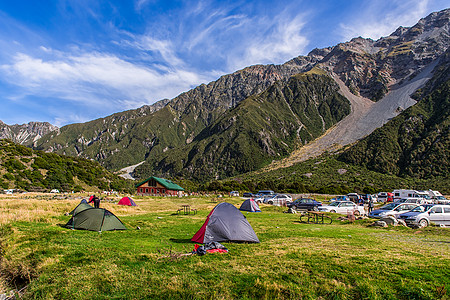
[136,183,180,196]
[136,177,183,196]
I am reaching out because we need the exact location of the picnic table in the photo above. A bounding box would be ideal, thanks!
[299,211,332,224]
[177,205,197,215]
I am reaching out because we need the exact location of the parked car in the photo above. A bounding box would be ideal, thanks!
[229,191,239,197]
[347,193,361,203]
[377,192,394,202]
[287,198,322,211]
[318,201,365,216]
[256,190,275,197]
[397,204,435,227]
[394,197,429,205]
[368,202,419,219]
[360,194,375,204]
[264,194,293,206]
[254,194,273,203]
[242,192,253,198]
[330,195,349,202]
[433,196,449,204]
[399,204,450,227]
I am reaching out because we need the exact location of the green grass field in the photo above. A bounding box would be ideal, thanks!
[0,194,449,299]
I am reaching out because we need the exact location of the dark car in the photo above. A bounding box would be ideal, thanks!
[287,198,322,211]
[242,192,253,198]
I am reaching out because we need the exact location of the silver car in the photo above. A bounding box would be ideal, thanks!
[368,202,419,219]
[318,201,365,216]
[394,198,429,204]
[400,205,450,227]
[264,194,292,206]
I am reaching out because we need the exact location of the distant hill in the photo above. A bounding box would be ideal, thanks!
[0,139,132,193]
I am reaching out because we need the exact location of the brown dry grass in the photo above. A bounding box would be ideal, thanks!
[0,193,235,226]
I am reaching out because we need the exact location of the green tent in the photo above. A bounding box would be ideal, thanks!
[66,207,126,232]
[69,201,92,215]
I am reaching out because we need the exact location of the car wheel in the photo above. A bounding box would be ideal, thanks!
[418,219,429,228]
[330,210,336,213]
[268,201,273,205]
[354,210,360,216]
[313,206,318,211]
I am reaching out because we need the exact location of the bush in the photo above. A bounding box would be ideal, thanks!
[3,173,14,181]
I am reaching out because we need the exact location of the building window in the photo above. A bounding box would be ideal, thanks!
[157,189,160,194]
[146,188,149,193]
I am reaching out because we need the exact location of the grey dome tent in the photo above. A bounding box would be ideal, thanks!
[191,202,259,243]
[239,198,261,212]
[66,206,126,232]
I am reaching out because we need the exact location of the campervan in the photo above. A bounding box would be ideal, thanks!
[393,190,430,201]
[426,190,443,199]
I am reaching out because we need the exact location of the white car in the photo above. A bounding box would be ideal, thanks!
[394,197,430,205]
[318,201,365,216]
[263,194,293,206]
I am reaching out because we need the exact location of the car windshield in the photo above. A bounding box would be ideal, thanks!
[328,202,340,207]
[380,203,397,210]
[410,206,426,212]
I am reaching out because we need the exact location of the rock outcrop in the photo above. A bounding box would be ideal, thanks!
[0,121,58,146]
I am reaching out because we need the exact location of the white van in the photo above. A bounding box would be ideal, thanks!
[393,190,429,201]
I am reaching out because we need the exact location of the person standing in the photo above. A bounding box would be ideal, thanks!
[93,195,101,208]
[368,198,374,213]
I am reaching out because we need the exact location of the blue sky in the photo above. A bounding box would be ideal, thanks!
[0,0,448,127]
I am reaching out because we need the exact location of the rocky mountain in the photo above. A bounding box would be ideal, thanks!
[0,121,58,146]
[33,8,450,182]
[34,59,317,170]
[301,9,450,101]
[339,48,450,179]
[136,70,350,181]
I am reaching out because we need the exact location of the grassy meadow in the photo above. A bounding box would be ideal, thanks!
[0,193,449,299]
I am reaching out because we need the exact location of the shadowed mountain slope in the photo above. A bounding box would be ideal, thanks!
[134,72,350,181]
[31,9,450,182]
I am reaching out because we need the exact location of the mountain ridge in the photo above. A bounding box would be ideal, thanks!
[0,121,58,146]
[22,8,450,183]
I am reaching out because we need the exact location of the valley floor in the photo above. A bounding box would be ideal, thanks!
[0,193,448,299]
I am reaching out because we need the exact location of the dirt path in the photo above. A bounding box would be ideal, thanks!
[118,161,145,180]
[265,60,438,171]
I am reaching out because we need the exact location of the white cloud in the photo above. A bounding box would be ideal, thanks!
[163,4,310,73]
[0,50,207,111]
[239,13,309,69]
[338,0,430,41]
